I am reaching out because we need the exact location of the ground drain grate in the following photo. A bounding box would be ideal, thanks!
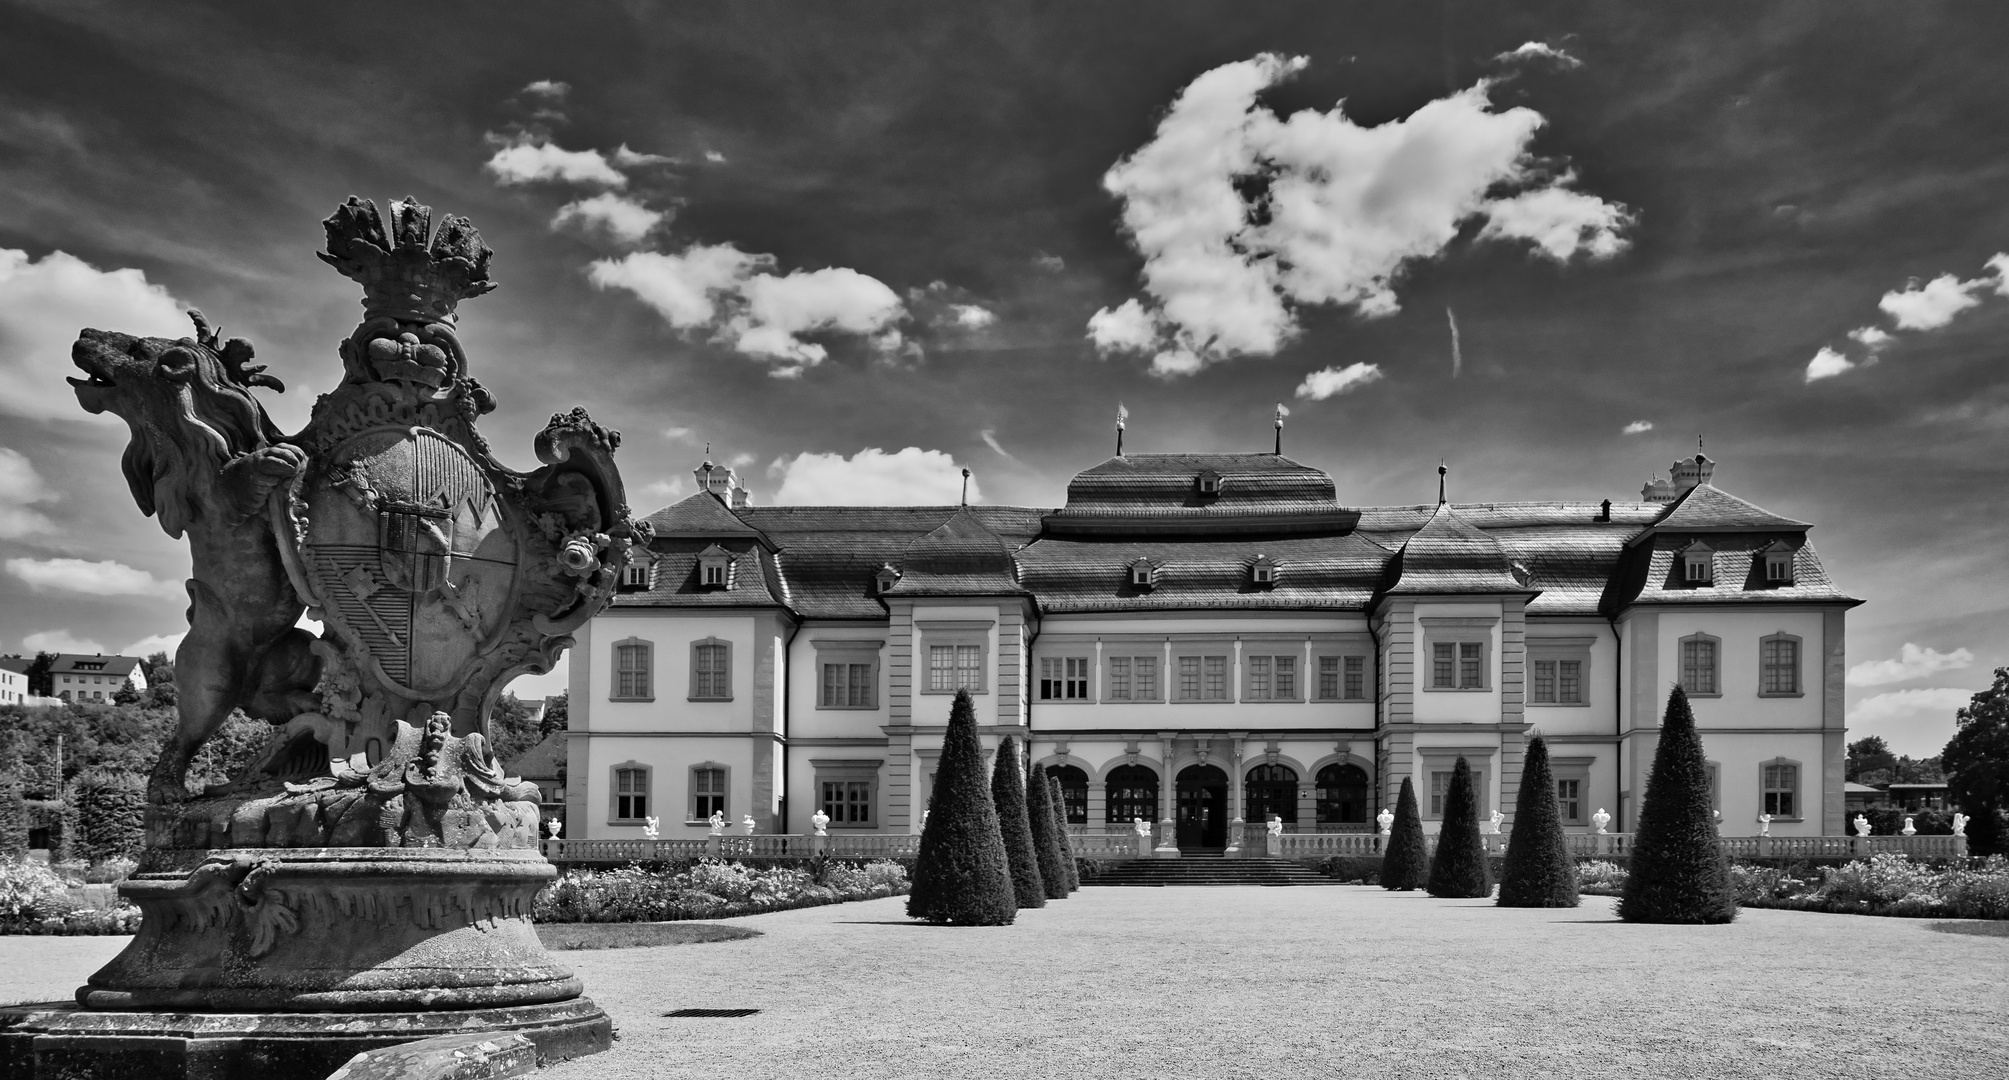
[664,1008,761,1018]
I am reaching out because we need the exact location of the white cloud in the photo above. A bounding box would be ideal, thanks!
[23,629,104,655]
[1093,55,1631,375]
[1847,325,1893,352]
[0,248,191,422]
[5,557,183,599]
[1293,362,1384,401]
[0,447,55,538]
[1804,346,1854,382]
[521,80,570,100]
[662,426,696,441]
[1847,643,1975,687]
[1622,420,1653,435]
[611,144,674,167]
[552,193,666,243]
[704,150,727,164]
[769,447,978,506]
[979,428,1017,462]
[1493,41,1584,68]
[124,631,184,658]
[948,304,996,329]
[590,245,906,377]
[1034,253,1065,273]
[636,475,690,507]
[1878,272,1984,331]
[1846,687,1979,755]
[483,135,625,187]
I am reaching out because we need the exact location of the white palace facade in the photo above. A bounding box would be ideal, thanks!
[564,449,1858,847]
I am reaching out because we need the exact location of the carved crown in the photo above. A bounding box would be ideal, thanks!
[319,196,497,324]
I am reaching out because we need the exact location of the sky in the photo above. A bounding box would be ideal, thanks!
[1,1,2005,754]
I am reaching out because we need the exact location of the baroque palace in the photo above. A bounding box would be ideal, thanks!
[565,448,1857,846]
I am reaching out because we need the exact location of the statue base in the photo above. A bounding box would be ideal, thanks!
[0,998,610,1080]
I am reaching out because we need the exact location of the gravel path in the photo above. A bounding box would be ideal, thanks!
[4,891,2003,1078]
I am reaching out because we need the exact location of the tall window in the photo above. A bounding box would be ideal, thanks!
[1680,635,1719,695]
[1432,642,1485,689]
[1105,764,1159,823]
[1103,655,1159,700]
[613,639,652,700]
[1039,657,1089,700]
[1315,764,1369,825]
[821,780,872,824]
[1556,779,1582,824]
[1245,654,1297,700]
[1178,656,1200,700]
[821,662,875,708]
[614,767,648,820]
[690,640,731,699]
[1176,655,1229,701]
[1762,761,1799,817]
[1047,765,1089,824]
[691,766,726,820]
[1344,656,1364,699]
[1706,761,1721,811]
[1245,764,1299,823]
[929,645,984,692]
[1760,635,1800,695]
[1531,660,1583,704]
[1429,771,1451,817]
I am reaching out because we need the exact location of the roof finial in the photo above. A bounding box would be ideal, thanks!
[1274,402,1288,455]
[1116,402,1128,457]
[1437,460,1448,506]
[960,467,971,507]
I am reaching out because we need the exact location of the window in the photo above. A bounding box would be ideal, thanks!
[813,760,881,828]
[929,645,985,692]
[1759,634,1801,696]
[1761,759,1799,818]
[1315,764,1369,825]
[1679,634,1719,696]
[1174,655,1229,701]
[695,544,733,589]
[690,766,726,821]
[1047,765,1089,824]
[1556,779,1582,824]
[1431,642,1485,690]
[821,662,876,708]
[690,639,731,700]
[874,564,900,594]
[1040,657,1089,701]
[1104,655,1157,701]
[1420,754,1490,820]
[620,560,652,588]
[1196,470,1221,495]
[1128,559,1157,589]
[612,765,650,821]
[1762,543,1795,585]
[1245,764,1299,823]
[1344,656,1365,699]
[1105,764,1159,823]
[1251,556,1276,587]
[1244,655,1298,700]
[1530,660,1583,704]
[1680,541,1714,585]
[1429,771,1451,817]
[612,638,652,700]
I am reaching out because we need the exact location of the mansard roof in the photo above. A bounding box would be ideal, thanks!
[1628,483,1811,543]
[643,491,769,542]
[1382,502,1533,596]
[1602,534,1858,610]
[881,508,1028,597]
[611,535,788,609]
[1044,453,1356,535]
[1017,533,1391,613]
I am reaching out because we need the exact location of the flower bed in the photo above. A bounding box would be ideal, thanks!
[0,859,142,935]
[1578,854,2009,920]
[534,857,909,923]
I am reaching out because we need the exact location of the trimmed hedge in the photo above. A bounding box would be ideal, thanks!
[1497,736,1580,908]
[1619,686,1736,924]
[990,736,1046,908]
[1428,756,1491,898]
[74,771,145,864]
[1025,755,1069,900]
[1047,773,1080,892]
[1381,776,1428,891]
[906,690,1017,925]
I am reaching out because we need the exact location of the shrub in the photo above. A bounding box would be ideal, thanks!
[1620,686,1736,924]
[1498,736,1579,908]
[989,736,1046,908]
[0,770,26,861]
[1025,753,1068,901]
[906,690,1016,925]
[0,859,71,920]
[1048,773,1080,892]
[1942,667,2009,857]
[1578,860,1628,896]
[1427,757,1491,898]
[1315,855,1381,885]
[534,859,909,923]
[1381,777,1428,891]
[73,771,145,864]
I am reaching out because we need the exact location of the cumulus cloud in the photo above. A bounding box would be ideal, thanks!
[1846,687,1980,754]
[589,244,906,377]
[610,144,674,167]
[552,193,666,243]
[1622,420,1653,435]
[1493,41,1583,68]
[1879,272,1986,331]
[635,475,690,508]
[483,135,626,187]
[522,80,570,100]
[1847,325,1893,353]
[704,150,727,164]
[1033,253,1065,273]
[23,629,104,655]
[1804,346,1855,383]
[769,447,978,506]
[1847,643,1975,687]
[1091,54,1631,375]
[948,304,996,329]
[1293,362,1384,401]
[0,248,191,422]
[0,448,55,538]
[124,631,185,658]
[6,557,183,599]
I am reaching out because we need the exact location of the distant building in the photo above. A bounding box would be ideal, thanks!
[567,450,1859,843]
[0,657,29,705]
[505,730,567,835]
[49,654,147,703]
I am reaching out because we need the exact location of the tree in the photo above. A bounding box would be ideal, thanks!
[1497,736,1579,908]
[73,771,145,863]
[1024,753,1069,900]
[24,652,54,698]
[905,690,1016,925]
[1943,667,2009,858]
[487,692,543,764]
[1047,772,1080,891]
[0,736,28,859]
[1620,686,1736,923]
[1381,776,1428,891]
[1846,736,1895,783]
[1427,757,1491,898]
[111,677,140,706]
[541,691,569,737]
[989,736,1045,908]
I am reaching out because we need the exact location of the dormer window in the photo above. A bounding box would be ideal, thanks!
[875,564,901,595]
[1678,541,1714,585]
[1128,558,1158,590]
[1250,555,1277,587]
[1196,470,1222,496]
[621,559,653,589]
[697,545,732,590]
[1761,542,1795,585]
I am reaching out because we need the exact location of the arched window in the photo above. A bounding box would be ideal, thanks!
[1045,765,1089,825]
[1245,763,1299,824]
[1105,764,1159,823]
[1315,763,1370,825]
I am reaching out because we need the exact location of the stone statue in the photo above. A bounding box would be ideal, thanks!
[1376,807,1394,835]
[1757,813,1772,837]
[1902,816,1917,836]
[1133,817,1152,837]
[1854,813,1872,837]
[1591,808,1611,834]
[1953,812,1969,836]
[740,813,756,836]
[1266,813,1283,837]
[46,197,640,1068]
[708,810,727,836]
[1487,810,1505,835]
[642,816,660,840]
[810,809,830,837]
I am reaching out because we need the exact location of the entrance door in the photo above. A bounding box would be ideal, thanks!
[1175,764,1229,849]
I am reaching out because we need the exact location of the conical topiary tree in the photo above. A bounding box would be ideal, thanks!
[989,736,1046,908]
[906,690,1017,925]
[1427,756,1492,898]
[1025,755,1069,900]
[1620,686,1736,923]
[1381,776,1428,890]
[1047,772,1080,891]
[1497,736,1580,908]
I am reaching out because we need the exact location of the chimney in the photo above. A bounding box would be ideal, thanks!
[1669,453,1715,494]
[692,460,752,508]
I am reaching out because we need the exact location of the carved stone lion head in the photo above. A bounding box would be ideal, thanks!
[70,311,286,537]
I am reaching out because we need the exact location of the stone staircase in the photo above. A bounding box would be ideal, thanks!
[1088,854,1341,887]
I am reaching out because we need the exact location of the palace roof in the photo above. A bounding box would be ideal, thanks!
[1044,454,1356,535]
